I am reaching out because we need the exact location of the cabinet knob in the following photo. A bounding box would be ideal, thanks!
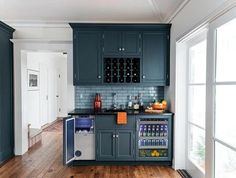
[113,134,116,138]
[118,48,122,51]
[122,48,125,51]
[142,75,146,79]
[98,75,101,79]
[116,134,119,138]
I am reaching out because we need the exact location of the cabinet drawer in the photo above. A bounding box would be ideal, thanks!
[95,115,116,129]
[116,115,135,130]
[95,115,135,130]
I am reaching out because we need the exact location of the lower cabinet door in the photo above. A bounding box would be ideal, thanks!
[116,130,135,160]
[96,130,116,161]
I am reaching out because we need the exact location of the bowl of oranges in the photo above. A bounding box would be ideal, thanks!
[152,99,167,110]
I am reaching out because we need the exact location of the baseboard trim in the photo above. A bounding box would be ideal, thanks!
[41,118,62,130]
[177,169,192,178]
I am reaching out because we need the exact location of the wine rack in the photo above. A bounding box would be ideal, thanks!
[104,58,140,83]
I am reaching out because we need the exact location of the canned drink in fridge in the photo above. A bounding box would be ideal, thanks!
[152,125,156,136]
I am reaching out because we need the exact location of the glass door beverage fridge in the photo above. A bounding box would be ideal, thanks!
[136,115,173,162]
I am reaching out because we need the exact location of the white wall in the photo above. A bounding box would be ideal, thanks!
[26,52,67,129]
[167,0,236,169]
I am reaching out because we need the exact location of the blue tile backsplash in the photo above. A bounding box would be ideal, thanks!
[75,86,164,109]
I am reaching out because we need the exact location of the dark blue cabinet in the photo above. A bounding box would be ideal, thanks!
[0,22,15,164]
[73,30,102,85]
[96,130,116,160]
[116,130,134,160]
[95,115,135,161]
[103,31,121,56]
[63,117,75,165]
[142,32,169,85]
[103,31,141,56]
[70,24,171,86]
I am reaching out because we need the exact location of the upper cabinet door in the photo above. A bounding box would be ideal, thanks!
[103,31,122,56]
[103,31,141,57]
[142,32,169,85]
[74,31,102,85]
[122,32,141,56]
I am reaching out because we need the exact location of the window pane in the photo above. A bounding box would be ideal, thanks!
[189,125,205,172]
[188,85,206,128]
[215,85,236,148]
[189,40,206,83]
[215,142,236,178]
[216,18,236,82]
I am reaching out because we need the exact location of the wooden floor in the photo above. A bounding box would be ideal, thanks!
[0,121,181,178]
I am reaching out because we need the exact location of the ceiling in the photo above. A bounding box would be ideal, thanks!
[0,0,188,24]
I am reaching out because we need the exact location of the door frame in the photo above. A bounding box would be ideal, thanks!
[12,40,73,155]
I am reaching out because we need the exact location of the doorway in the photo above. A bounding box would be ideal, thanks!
[26,52,67,129]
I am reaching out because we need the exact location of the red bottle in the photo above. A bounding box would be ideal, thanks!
[94,93,102,111]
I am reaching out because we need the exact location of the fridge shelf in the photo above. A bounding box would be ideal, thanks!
[139,121,168,125]
[138,136,168,139]
[139,146,168,149]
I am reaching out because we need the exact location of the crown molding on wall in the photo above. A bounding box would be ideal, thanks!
[147,0,163,22]
[3,20,71,28]
[4,20,170,28]
[10,39,72,44]
[165,0,191,23]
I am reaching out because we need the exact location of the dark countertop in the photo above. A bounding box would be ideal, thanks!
[68,108,174,116]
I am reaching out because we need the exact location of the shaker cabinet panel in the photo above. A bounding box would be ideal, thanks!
[142,32,169,85]
[103,31,122,56]
[96,130,116,160]
[116,130,135,160]
[74,31,102,85]
[122,32,141,56]
[103,31,141,57]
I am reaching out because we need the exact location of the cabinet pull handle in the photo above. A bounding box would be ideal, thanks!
[142,75,146,79]
[98,75,101,79]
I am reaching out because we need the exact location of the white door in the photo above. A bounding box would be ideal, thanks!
[39,63,49,126]
[185,32,207,178]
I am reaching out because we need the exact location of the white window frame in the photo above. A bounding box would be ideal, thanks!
[207,7,236,178]
[185,32,207,176]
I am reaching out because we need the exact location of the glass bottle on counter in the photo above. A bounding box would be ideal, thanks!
[127,95,133,109]
[138,93,144,111]
[133,96,140,110]
[94,93,102,112]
